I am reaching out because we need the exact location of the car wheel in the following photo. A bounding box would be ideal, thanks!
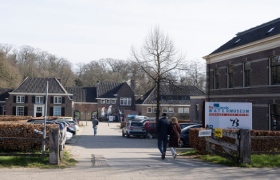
[179,139,184,147]
[127,134,130,138]
[122,131,125,137]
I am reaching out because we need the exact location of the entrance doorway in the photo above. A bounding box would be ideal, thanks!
[270,104,280,131]
[34,105,44,117]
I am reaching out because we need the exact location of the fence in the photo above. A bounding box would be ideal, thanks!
[0,126,66,165]
[205,129,251,164]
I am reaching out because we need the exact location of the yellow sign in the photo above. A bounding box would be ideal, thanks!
[214,128,223,137]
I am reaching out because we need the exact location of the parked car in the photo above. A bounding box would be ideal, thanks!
[56,121,76,135]
[179,123,200,129]
[143,121,156,135]
[65,131,73,143]
[55,118,79,132]
[122,120,146,138]
[179,124,203,147]
[134,116,148,121]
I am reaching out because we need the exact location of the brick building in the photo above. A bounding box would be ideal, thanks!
[203,18,280,130]
[135,85,205,122]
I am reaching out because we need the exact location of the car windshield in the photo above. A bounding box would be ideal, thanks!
[131,122,143,126]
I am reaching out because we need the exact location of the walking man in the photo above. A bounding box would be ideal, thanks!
[156,113,171,160]
[92,116,99,136]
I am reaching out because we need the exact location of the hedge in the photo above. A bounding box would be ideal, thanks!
[189,128,280,154]
[0,115,61,121]
[0,123,59,152]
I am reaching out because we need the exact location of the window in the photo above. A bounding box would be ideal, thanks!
[196,104,199,120]
[101,100,105,104]
[53,107,61,116]
[35,96,44,104]
[270,104,280,131]
[3,106,5,115]
[106,100,110,104]
[54,96,62,104]
[184,108,189,113]
[147,107,152,113]
[17,96,25,103]
[169,108,174,113]
[228,65,234,88]
[162,107,168,113]
[271,56,280,85]
[111,100,116,104]
[214,68,219,89]
[244,62,251,87]
[120,98,131,106]
[16,106,24,116]
[153,107,157,113]
[178,108,183,113]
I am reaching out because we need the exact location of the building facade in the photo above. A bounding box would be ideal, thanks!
[203,18,280,130]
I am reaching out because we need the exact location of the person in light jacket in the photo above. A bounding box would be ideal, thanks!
[168,117,181,159]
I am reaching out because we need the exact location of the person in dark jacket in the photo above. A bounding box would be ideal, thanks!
[168,117,181,159]
[92,116,99,136]
[156,113,171,160]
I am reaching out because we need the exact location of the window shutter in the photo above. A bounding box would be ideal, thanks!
[43,97,46,103]
[25,96,28,103]
[61,107,65,116]
[13,107,16,115]
[62,97,65,104]
[24,107,28,116]
[50,97,53,104]
[50,107,53,116]
[32,96,35,103]
[13,96,16,103]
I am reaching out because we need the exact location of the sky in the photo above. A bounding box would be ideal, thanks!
[1,0,280,67]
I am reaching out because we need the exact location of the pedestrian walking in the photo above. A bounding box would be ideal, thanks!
[156,113,171,160]
[168,117,181,159]
[92,116,99,136]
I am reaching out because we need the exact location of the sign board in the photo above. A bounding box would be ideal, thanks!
[198,130,212,137]
[214,128,223,137]
[109,116,114,122]
[205,102,252,130]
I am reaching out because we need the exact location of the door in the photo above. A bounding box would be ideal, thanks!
[34,105,44,117]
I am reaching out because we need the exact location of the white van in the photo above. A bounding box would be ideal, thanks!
[134,116,148,121]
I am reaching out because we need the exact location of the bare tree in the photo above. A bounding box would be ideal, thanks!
[131,27,185,123]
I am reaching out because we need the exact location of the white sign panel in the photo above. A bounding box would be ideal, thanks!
[198,130,212,137]
[109,116,114,122]
[205,102,252,130]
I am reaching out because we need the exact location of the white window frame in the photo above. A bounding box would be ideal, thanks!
[16,106,24,116]
[120,97,131,106]
[184,108,189,114]
[147,107,152,113]
[53,106,61,116]
[178,108,183,113]
[101,100,105,104]
[169,107,174,113]
[17,96,25,103]
[162,107,168,113]
[111,100,116,104]
[35,96,44,104]
[54,96,62,104]
[153,107,157,113]
[106,100,110,104]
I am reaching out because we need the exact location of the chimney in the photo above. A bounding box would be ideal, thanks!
[130,79,135,91]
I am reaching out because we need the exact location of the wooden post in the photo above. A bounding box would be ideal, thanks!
[239,129,251,164]
[49,127,59,165]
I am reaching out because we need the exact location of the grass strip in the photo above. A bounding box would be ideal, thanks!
[179,150,280,168]
[0,151,77,168]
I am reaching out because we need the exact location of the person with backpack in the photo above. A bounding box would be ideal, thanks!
[92,116,99,136]
[168,117,181,159]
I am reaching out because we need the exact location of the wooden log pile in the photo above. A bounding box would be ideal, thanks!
[0,123,59,152]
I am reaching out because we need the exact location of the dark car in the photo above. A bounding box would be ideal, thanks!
[179,123,199,129]
[122,120,146,138]
[179,124,203,147]
[144,121,156,135]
